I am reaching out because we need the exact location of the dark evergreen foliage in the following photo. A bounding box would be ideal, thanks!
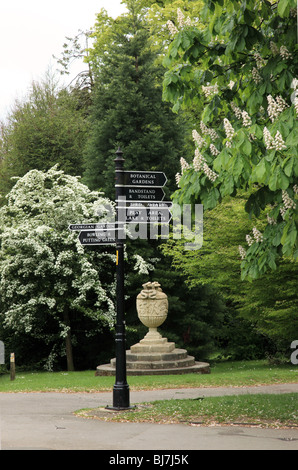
[83,16,187,199]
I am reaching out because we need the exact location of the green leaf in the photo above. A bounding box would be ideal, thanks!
[267,251,277,270]
[278,0,291,17]
[283,157,294,177]
[282,221,297,256]
[286,128,298,146]
[251,158,268,183]
[205,188,220,209]
[241,139,252,156]
[220,174,234,197]
[278,168,289,190]
[247,91,262,114]
[232,155,244,179]
[269,169,278,191]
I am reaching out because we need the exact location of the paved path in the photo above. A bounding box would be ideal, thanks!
[0,383,298,450]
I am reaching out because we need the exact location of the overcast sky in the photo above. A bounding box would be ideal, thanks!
[0,0,127,120]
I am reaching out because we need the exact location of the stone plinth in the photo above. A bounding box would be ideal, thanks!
[96,329,210,376]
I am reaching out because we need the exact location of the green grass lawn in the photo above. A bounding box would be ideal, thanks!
[0,359,297,392]
[1,360,297,428]
[82,393,297,428]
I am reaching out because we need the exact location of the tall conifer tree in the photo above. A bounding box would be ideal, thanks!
[83,2,187,198]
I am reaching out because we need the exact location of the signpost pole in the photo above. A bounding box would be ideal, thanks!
[112,147,130,409]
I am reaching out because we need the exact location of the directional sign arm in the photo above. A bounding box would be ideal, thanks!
[115,171,167,187]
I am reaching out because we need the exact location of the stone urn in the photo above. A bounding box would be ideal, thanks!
[136,282,168,338]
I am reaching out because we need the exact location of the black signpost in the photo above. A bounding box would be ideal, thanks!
[111,148,130,409]
[70,147,170,410]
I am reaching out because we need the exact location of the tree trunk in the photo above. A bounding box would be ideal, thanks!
[63,310,75,371]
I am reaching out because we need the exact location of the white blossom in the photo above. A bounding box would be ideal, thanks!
[193,149,205,171]
[224,118,234,139]
[291,78,298,90]
[177,8,185,27]
[200,121,219,141]
[254,52,266,68]
[264,127,286,151]
[192,150,218,181]
[263,127,274,150]
[267,95,288,122]
[175,172,181,186]
[282,190,296,210]
[223,118,235,146]
[209,128,219,141]
[210,144,220,156]
[273,131,286,151]
[180,157,190,173]
[241,111,252,127]
[280,45,292,60]
[200,121,209,134]
[252,67,262,84]
[231,102,242,119]
[203,162,218,182]
[133,254,154,275]
[192,129,206,148]
[267,214,276,225]
[270,41,279,56]
[0,166,133,368]
[238,245,246,259]
[252,227,263,242]
[167,20,178,35]
[202,84,219,98]
[246,234,254,246]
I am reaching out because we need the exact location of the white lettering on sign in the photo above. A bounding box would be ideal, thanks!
[129,173,156,185]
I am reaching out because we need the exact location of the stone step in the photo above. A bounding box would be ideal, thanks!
[130,342,176,353]
[95,362,211,376]
[127,358,195,370]
[124,348,189,363]
[110,355,195,370]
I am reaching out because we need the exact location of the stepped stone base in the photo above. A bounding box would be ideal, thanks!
[96,330,210,376]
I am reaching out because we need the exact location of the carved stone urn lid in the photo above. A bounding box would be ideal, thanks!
[137,281,167,300]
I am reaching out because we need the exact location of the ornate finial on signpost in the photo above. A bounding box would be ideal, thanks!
[115,147,124,163]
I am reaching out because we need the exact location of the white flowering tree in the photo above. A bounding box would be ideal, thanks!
[0,167,152,370]
[163,0,297,280]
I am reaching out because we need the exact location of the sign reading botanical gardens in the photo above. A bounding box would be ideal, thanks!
[115,170,167,187]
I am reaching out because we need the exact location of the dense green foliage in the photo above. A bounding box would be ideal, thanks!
[83,4,187,198]
[161,194,298,355]
[0,76,88,201]
[163,0,298,280]
[0,167,115,370]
